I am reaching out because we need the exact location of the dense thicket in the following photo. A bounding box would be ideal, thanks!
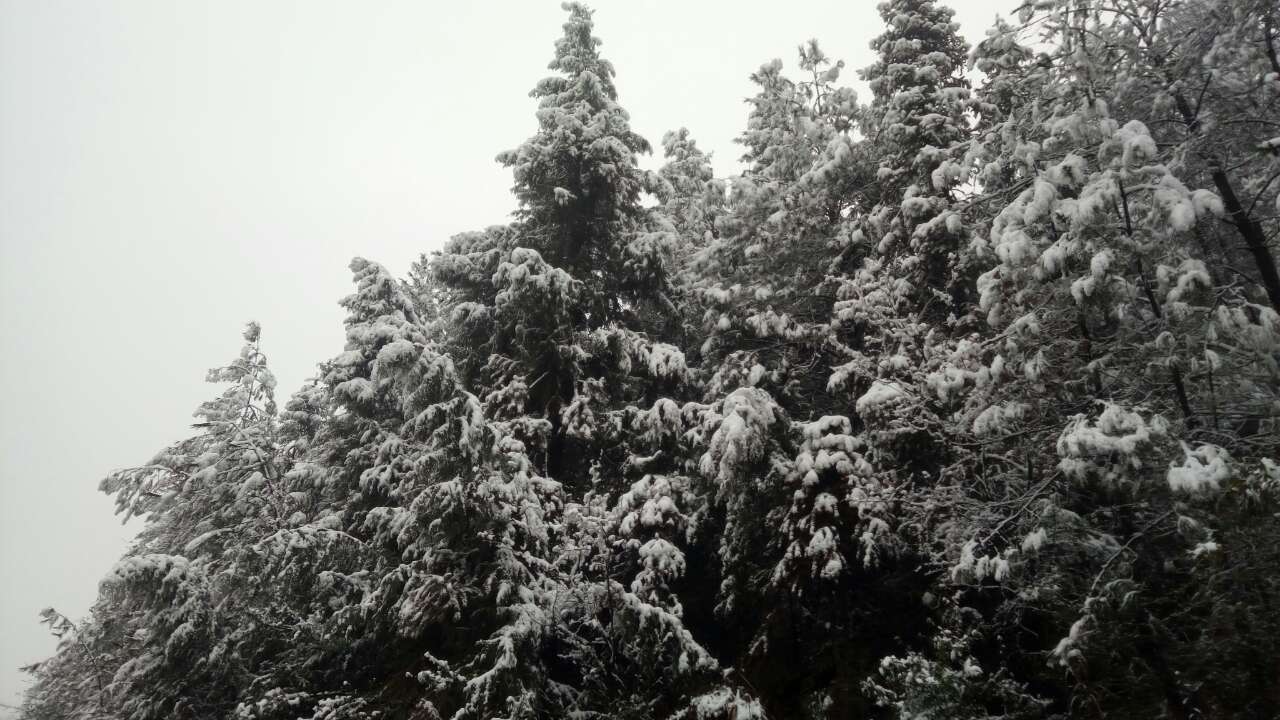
[20,1,1280,718]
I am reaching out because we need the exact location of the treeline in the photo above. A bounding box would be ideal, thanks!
[19,1,1280,718]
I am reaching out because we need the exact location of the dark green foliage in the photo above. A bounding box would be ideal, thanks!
[21,2,1280,719]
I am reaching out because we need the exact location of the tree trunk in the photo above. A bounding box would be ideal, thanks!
[1208,167,1280,315]
[1173,92,1280,314]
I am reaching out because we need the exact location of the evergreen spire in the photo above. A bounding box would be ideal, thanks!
[496,2,655,323]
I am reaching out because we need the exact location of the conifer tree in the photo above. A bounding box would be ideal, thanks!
[433,3,678,493]
[20,4,1280,720]
[427,6,732,717]
[694,42,868,416]
[856,0,972,299]
[826,0,975,512]
[19,326,292,719]
[868,2,1280,717]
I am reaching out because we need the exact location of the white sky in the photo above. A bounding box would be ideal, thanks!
[0,0,1013,711]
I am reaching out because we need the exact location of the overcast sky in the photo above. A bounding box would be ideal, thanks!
[0,0,1014,711]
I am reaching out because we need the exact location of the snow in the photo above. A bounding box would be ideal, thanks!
[855,380,907,415]
[807,526,838,556]
[930,160,963,191]
[1190,189,1224,218]
[1022,180,1057,225]
[686,687,766,720]
[373,338,419,368]
[182,527,231,554]
[25,2,1280,716]
[1057,403,1169,483]
[103,554,192,588]
[813,492,840,515]
[616,474,684,536]
[1162,258,1211,302]
[951,539,1014,583]
[1168,443,1230,494]
[1021,528,1048,553]
[1190,541,1219,558]
[1153,174,1199,232]
[1112,119,1157,165]
[637,538,686,577]
[643,343,687,381]
[700,387,779,486]
[1051,614,1090,667]
[972,402,1028,437]
[1089,248,1112,278]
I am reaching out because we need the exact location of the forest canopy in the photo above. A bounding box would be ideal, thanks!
[19,1,1280,718]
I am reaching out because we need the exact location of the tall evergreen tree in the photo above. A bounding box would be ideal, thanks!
[20,3,1280,720]
[869,2,1280,718]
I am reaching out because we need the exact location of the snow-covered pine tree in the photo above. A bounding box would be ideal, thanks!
[856,0,972,301]
[18,609,118,720]
[868,2,1280,717]
[102,321,283,555]
[235,258,563,720]
[665,39,937,718]
[20,3,1280,720]
[693,41,868,418]
[652,128,727,350]
[826,0,975,542]
[432,2,679,492]
[427,5,730,716]
[18,325,292,720]
[757,6,979,712]
[654,128,724,255]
